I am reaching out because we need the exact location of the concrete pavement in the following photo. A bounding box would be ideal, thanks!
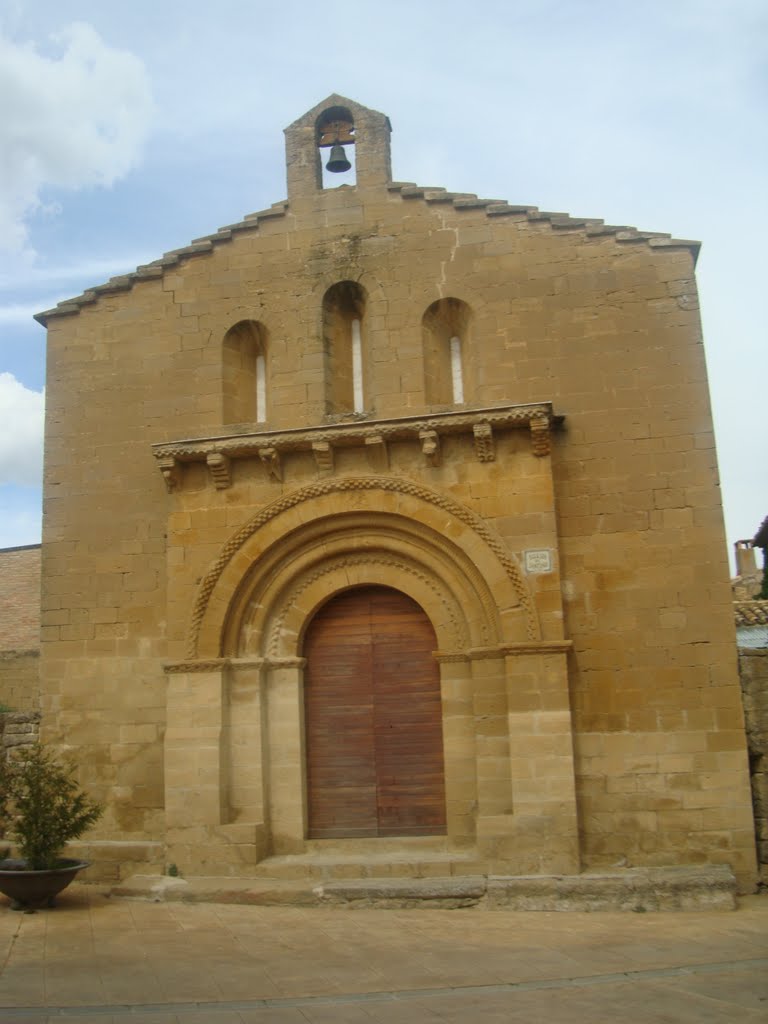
[0,886,766,1023]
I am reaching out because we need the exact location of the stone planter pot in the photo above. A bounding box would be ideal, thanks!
[0,858,90,910]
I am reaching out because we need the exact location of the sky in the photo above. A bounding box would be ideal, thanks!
[0,0,766,571]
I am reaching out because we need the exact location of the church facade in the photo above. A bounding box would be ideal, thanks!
[35,96,757,889]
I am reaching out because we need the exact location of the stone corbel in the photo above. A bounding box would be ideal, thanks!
[312,440,334,473]
[365,433,389,472]
[530,414,551,457]
[206,451,232,489]
[259,446,282,481]
[473,422,495,462]
[419,429,441,467]
[158,456,179,493]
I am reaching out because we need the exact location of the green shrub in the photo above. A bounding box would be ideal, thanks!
[0,745,102,870]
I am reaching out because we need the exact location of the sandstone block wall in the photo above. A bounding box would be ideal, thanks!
[0,545,41,711]
[0,652,39,712]
[34,96,757,888]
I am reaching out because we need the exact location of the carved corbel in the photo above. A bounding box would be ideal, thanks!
[312,440,334,473]
[206,451,232,489]
[419,429,441,467]
[365,433,389,472]
[473,422,495,462]
[258,446,282,481]
[530,414,551,457]
[158,456,180,493]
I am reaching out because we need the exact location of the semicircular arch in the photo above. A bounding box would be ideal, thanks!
[189,475,539,659]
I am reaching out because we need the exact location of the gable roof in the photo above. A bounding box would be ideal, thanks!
[34,97,701,327]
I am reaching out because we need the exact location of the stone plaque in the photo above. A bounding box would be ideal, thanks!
[525,549,552,574]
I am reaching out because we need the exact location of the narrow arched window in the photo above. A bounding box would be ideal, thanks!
[450,336,464,404]
[422,298,471,407]
[222,320,268,425]
[322,281,367,415]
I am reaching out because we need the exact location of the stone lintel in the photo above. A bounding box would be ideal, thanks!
[152,403,562,490]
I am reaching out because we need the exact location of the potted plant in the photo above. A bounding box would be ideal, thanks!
[0,744,102,910]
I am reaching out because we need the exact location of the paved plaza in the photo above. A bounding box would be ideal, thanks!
[0,887,766,1023]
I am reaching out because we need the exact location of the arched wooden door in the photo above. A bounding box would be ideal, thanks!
[303,586,447,838]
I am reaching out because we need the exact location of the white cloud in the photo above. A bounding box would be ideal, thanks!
[0,22,153,258]
[0,373,44,485]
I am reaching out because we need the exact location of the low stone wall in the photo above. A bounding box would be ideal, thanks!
[739,649,768,885]
[0,709,40,759]
[0,710,41,850]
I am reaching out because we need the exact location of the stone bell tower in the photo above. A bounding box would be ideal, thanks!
[284,93,392,199]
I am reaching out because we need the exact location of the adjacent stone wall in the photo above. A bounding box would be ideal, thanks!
[0,651,40,711]
[0,710,41,761]
[740,649,768,885]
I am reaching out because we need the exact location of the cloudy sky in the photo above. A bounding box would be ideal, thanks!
[0,1,766,569]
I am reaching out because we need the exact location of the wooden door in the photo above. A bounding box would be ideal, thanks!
[304,586,446,838]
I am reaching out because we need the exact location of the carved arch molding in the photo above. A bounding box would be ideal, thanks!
[187,475,541,660]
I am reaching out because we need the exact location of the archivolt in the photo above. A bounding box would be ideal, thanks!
[265,550,471,657]
[187,475,538,657]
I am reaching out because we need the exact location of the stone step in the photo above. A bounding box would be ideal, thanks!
[110,865,738,913]
[249,849,481,881]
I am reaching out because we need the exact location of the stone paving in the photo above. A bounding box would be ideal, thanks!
[0,887,766,1023]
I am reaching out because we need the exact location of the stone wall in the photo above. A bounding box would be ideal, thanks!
[0,710,41,849]
[33,95,758,888]
[0,651,40,711]
[739,649,768,885]
[0,710,41,761]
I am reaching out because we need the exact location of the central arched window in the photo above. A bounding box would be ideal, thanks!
[422,298,472,407]
[222,320,268,425]
[322,281,367,415]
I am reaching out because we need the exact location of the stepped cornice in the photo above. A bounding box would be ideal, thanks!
[34,185,700,325]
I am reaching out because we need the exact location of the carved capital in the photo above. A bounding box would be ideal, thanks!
[312,440,334,473]
[365,432,389,471]
[473,422,495,462]
[158,456,179,492]
[164,658,231,674]
[259,446,282,481]
[419,429,441,467]
[206,451,232,489]
[530,414,551,457]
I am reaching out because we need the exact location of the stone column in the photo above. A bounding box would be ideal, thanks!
[437,657,478,848]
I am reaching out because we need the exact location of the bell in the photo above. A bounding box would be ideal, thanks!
[325,143,351,173]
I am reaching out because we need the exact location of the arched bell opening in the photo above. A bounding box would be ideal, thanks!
[316,105,356,189]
